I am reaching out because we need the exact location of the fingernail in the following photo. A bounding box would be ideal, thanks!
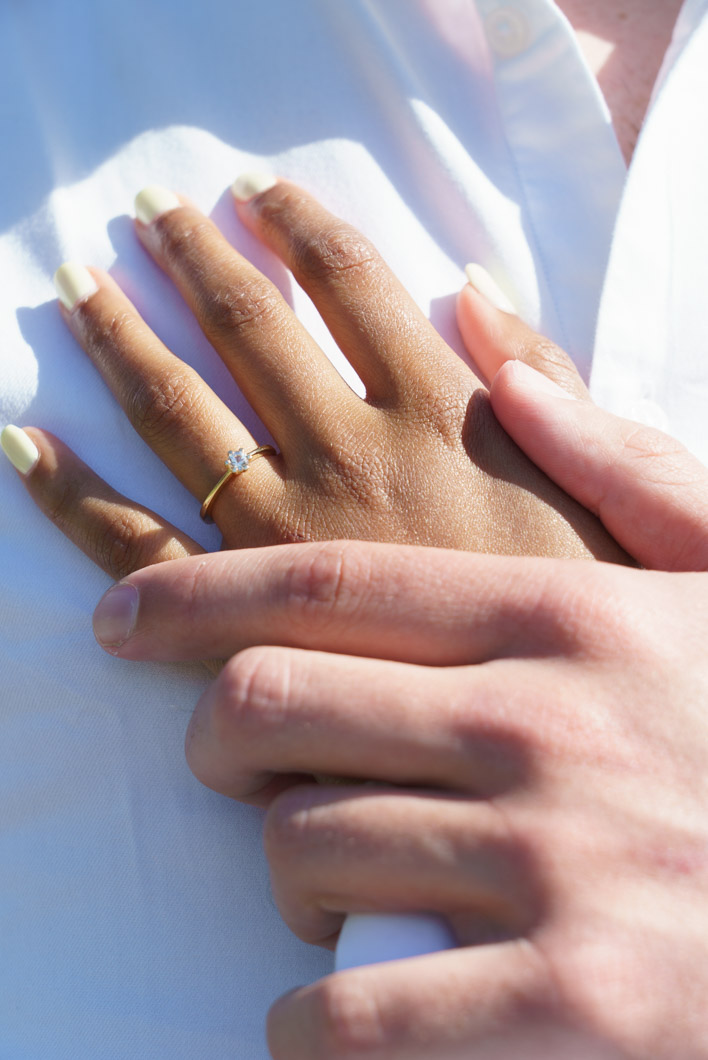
[231,172,278,203]
[1,425,40,475]
[53,262,98,312]
[134,185,181,225]
[508,359,577,399]
[93,583,139,649]
[464,263,516,314]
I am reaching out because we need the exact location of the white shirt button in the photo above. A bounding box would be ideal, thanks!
[627,399,670,433]
[485,7,530,59]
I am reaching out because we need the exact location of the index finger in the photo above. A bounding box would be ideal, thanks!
[90,539,603,664]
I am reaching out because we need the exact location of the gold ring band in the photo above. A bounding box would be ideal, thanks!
[200,445,277,522]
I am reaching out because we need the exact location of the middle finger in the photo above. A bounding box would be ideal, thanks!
[232,175,471,403]
[134,187,360,452]
[183,646,528,803]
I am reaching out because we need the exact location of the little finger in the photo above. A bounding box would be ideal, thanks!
[1,426,204,579]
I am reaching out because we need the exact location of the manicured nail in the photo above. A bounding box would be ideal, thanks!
[508,359,577,399]
[231,172,278,202]
[1,425,40,475]
[464,263,516,314]
[93,583,140,649]
[134,185,181,225]
[53,262,98,311]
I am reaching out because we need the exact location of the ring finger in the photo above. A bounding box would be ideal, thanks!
[54,264,284,514]
[15,427,204,578]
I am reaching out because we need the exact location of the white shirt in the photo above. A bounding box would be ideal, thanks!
[1,1,706,1056]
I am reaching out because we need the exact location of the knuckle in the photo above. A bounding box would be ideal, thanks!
[417,380,473,445]
[518,338,585,396]
[602,425,707,567]
[215,646,291,741]
[621,422,685,469]
[486,564,589,659]
[536,565,634,662]
[263,787,318,867]
[42,472,159,581]
[200,278,283,337]
[93,513,146,581]
[292,221,381,286]
[80,306,140,359]
[285,540,346,610]
[170,556,206,625]
[307,976,388,1057]
[533,569,599,653]
[126,366,202,443]
[323,449,377,504]
[281,541,368,635]
[42,468,84,533]
[102,307,140,348]
[158,216,214,270]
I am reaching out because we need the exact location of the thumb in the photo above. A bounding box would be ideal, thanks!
[490,360,708,572]
[456,264,589,398]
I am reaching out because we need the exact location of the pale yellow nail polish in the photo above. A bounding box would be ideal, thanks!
[464,263,516,314]
[53,262,98,312]
[231,172,278,202]
[1,425,39,475]
[134,185,181,225]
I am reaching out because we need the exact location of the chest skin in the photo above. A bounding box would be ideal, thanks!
[555,0,684,164]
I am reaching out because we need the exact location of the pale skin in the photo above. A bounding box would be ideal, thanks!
[89,363,708,1060]
[556,0,684,165]
[9,171,708,1057]
[5,7,700,1052]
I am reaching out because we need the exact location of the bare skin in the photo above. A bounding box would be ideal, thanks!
[93,380,708,1058]
[16,3,683,571]
[557,0,684,164]
[15,179,629,585]
[17,3,684,583]
[5,10,704,1050]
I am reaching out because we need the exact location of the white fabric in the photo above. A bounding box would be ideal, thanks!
[335,912,457,972]
[591,0,708,450]
[1,0,706,1055]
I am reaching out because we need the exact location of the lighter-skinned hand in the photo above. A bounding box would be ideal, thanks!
[86,364,708,1059]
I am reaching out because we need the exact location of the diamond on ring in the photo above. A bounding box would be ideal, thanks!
[200,443,278,522]
[226,448,250,473]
